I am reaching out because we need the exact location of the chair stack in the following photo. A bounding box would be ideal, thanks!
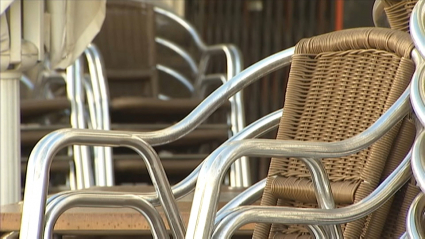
[11,0,425,239]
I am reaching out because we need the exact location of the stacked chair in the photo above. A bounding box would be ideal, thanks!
[404,0,425,237]
[83,0,248,187]
[11,1,425,239]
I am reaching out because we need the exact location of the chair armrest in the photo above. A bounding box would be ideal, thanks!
[186,85,412,239]
[213,147,411,238]
[21,45,295,238]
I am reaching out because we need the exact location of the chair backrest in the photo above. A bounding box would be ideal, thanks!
[253,28,416,239]
[93,0,159,98]
[383,0,418,32]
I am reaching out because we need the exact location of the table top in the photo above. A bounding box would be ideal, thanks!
[1,185,256,235]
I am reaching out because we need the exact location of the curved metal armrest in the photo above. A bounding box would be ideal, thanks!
[21,107,283,239]
[21,46,294,237]
[411,130,425,193]
[406,193,425,239]
[213,148,413,238]
[20,133,184,239]
[186,84,412,238]
[156,64,195,95]
[155,37,198,76]
[44,194,169,239]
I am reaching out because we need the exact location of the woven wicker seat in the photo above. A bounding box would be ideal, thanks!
[252,28,416,239]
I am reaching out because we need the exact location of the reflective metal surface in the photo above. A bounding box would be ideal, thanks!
[406,193,425,239]
[157,64,195,94]
[156,37,198,76]
[20,135,184,239]
[20,47,293,238]
[66,58,94,189]
[186,85,412,238]
[45,108,283,213]
[44,194,169,239]
[155,6,249,187]
[84,44,113,186]
[213,149,413,238]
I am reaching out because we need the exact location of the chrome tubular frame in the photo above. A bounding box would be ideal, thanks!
[44,108,282,216]
[186,83,412,238]
[155,37,198,76]
[154,6,249,187]
[20,47,293,238]
[406,193,425,239]
[213,149,413,238]
[84,44,113,187]
[157,64,195,94]
[66,58,94,189]
[20,134,184,239]
[44,194,169,239]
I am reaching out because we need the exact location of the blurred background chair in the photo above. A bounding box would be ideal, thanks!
[86,0,248,187]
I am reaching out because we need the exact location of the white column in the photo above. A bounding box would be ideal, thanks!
[0,72,21,205]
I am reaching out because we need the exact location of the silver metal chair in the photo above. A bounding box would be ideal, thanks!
[86,1,248,187]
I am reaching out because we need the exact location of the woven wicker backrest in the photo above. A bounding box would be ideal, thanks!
[253,28,415,239]
[93,0,158,98]
[383,0,418,32]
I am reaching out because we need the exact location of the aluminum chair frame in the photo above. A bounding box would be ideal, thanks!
[154,6,249,187]
[20,134,184,239]
[184,46,421,238]
[19,45,293,238]
[41,108,282,239]
[406,192,425,238]
[84,4,247,187]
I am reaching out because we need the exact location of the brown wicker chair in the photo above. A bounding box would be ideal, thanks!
[249,27,417,238]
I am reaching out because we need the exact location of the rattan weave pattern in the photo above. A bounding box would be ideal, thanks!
[383,0,418,33]
[252,28,415,239]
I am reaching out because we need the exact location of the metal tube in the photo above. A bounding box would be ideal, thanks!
[410,62,425,126]
[155,37,198,76]
[212,150,412,238]
[186,86,411,238]
[1,232,19,239]
[85,44,115,186]
[303,158,342,238]
[215,178,266,224]
[157,64,195,94]
[20,133,184,239]
[44,194,169,239]
[156,5,249,186]
[20,48,294,238]
[406,193,425,239]
[0,71,21,205]
[372,0,386,27]
[411,131,425,193]
[45,109,283,208]
[66,58,94,189]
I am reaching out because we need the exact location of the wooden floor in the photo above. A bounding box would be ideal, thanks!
[1,186,255,237]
